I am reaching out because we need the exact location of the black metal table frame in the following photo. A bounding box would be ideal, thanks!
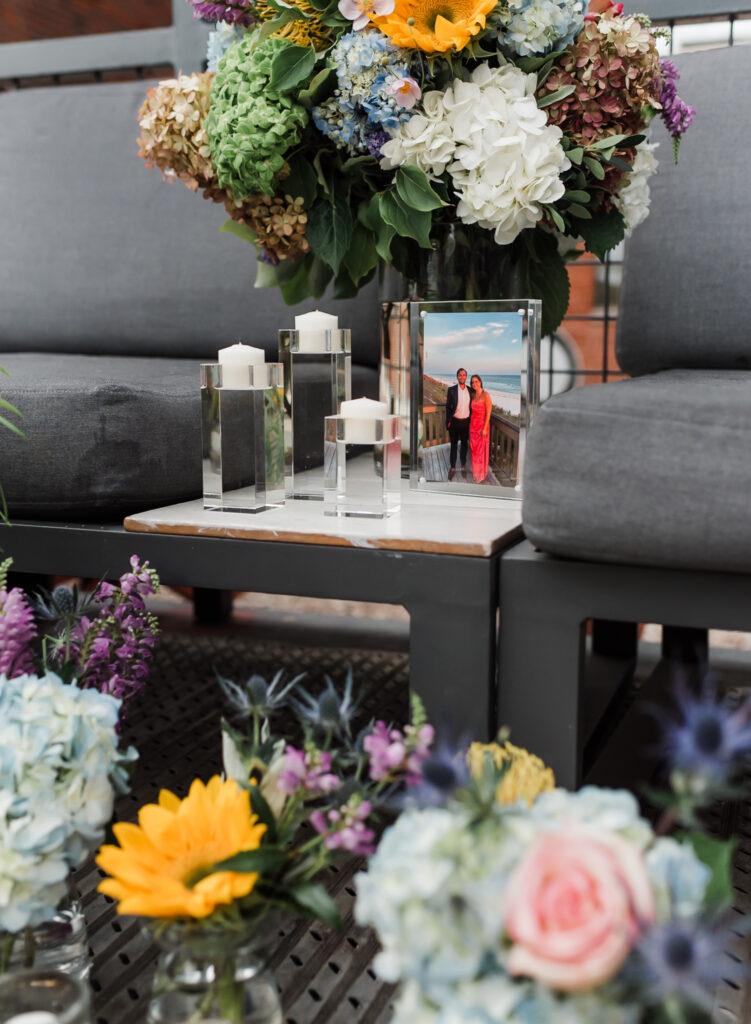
[3,520,503,739]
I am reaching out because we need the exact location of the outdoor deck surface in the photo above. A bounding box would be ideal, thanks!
[74,624,751,1023]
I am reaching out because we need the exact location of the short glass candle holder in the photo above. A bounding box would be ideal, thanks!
[201,362,286,514]
[278,328,351,500]
[323,414,401,519]
[0,969,93,1024]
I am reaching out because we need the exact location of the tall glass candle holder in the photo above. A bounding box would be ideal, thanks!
[0,970,92,1024]
[278,328,351,500]
[201,362,286,514]
[323,412,401,519]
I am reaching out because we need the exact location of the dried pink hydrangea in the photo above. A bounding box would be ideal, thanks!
[0,586,37,678]
[541,7,661,147]
[137,72,218,193]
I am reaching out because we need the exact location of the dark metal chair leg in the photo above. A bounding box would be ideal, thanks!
[193,587,234,624]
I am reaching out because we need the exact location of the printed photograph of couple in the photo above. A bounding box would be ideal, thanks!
[420,311,523,489]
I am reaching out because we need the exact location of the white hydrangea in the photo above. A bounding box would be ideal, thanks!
[381,63,569,245]
[500,0,586,58]
[0,672,136,931]
[614,139,659,235]
[526,786,654,849]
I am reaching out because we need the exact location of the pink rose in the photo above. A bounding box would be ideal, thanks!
[504,829,655,992]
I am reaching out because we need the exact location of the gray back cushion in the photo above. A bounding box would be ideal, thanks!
[0,80,380,367]
[616,45,751,376]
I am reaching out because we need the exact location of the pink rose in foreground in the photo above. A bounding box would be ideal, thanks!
[504,829,655,992]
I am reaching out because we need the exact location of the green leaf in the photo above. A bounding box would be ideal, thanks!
[307,183,354,274]
[284,154,318,208]
[589,133,629,151]
[220,219,258,245]
[308,256,333,298]
[526,229,570,337]
[566,202,591,219]
[254,257,300,289]
[0,397,22,418]
[566,146,584,165]
[287,882,342,929]
[677,832,736,909]
[298,65,336,107]
[212,847,288,876]
[537,84,575,108]
[343,222,379,285]
[583,156,606,180]
[515,50,567,72]
[604,155,634,172]
[563,190,590,203]
[379,190,431,248]
[332,266,359,299]
[576,208,626,261]
[248,785,279,842]
[250,9,297,47]
[395,166,445,212]
[547,205,566,233]
[357,195,380,233]
[270,44,317,93]
[0,415,25,438]
[279,258,314,305]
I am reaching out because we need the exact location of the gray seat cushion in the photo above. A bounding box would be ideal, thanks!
[616,45,751,376]
[0,80,381,369]
[1,353,377,519]
[522,369,751,572]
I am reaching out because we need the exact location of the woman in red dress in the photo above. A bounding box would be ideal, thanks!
[469,374,492,483]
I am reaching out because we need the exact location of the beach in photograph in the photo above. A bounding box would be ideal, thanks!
[426,374,521,419]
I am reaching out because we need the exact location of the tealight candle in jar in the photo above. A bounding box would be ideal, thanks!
[294,310,338,354]
[217,342,265,389]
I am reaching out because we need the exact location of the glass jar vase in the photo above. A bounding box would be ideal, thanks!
[0,888,89,979]
[146,924,282,1024]
[0,969,92,1023]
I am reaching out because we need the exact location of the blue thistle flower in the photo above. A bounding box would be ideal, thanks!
[405,737,471,808]
[218,668,305,718]
[291,668,361,740]
[662,677,751,783]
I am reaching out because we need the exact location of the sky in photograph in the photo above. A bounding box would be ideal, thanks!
[422,311,523,376]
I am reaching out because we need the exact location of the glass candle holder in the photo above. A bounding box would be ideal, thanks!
[0,970,92,1024]
[201,362,286,514]
[323,413,401,519]
[278,328,351,500]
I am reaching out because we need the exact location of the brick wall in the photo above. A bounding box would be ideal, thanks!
[0,0,172,42]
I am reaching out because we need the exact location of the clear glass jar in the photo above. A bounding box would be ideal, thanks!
[0,969,92,1024]
[146,924,282,1024]
[0,890,90,979]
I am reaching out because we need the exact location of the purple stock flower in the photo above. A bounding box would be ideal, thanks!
[659,59,695,158]
[0,587,37,678]
[311,797,376,856]
[278,746,341,795]
[187,0,256,27]
[367,128,390,158]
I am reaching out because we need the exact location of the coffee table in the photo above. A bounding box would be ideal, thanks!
[5,481,521,737]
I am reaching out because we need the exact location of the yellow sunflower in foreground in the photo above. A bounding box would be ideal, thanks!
[96,776,266,919]
[467,741,555,806]
[370,0,496,53]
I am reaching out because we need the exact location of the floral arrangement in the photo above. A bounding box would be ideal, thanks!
[0,669,137,963]
[95,669,435,1019]
[355,680,749,1024]
[0,555,160,710]
[137,0,694,334]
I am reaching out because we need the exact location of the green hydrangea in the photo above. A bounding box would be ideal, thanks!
[208,35,309,199]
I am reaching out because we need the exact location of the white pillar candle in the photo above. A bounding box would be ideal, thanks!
[5,1014,60,1024]
[294,309,339,354]
[218,342,265,389]
[340,396,388,443]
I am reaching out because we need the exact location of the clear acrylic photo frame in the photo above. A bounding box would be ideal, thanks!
[409,299,541,500]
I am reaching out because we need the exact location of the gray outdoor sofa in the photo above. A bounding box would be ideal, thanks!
[498,43,751,788]
[0,79,381,524]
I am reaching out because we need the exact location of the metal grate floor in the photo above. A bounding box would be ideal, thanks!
[72,630,751,1023]
[76,632,409,1024]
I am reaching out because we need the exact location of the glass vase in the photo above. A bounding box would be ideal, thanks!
[146,924,282,1024]
[0,969,92,1023]
[0,887,90,979]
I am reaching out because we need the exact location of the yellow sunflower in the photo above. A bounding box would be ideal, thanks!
[96,776,267,919]
[467,741,555,806]
[370,0,496,53]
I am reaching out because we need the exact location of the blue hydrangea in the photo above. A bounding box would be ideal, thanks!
[313,30,414,155]
[206,21,245,71]
[496,0,586,57]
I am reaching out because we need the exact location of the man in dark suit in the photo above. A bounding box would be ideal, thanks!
[446,367,471,481]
